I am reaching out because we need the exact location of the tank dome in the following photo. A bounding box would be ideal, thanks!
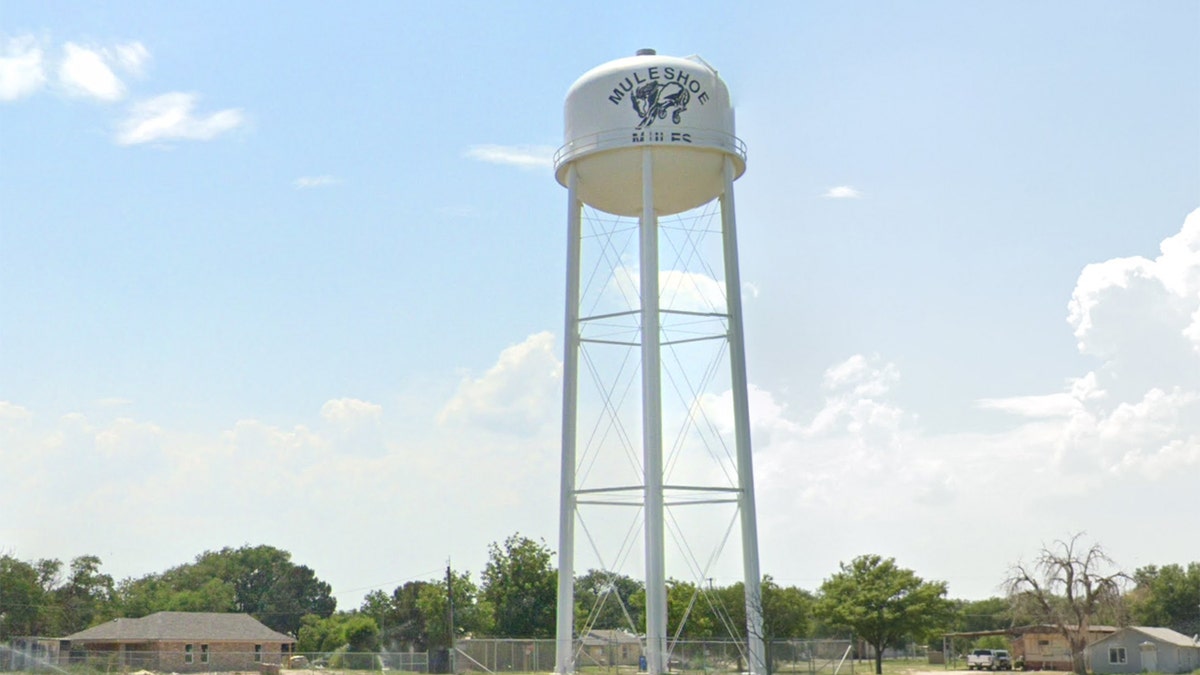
[555,51,745,217]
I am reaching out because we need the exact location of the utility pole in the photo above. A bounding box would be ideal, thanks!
[446,562,455,675]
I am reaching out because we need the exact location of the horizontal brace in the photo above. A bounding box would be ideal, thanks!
[576,500,644,507]
[580,309,641,322]
[665,499,740,506]
[661,334,728,347]
[580,338,640,347]
[661,309,730,318]
[574,485,644,495]
[663,485,742,493]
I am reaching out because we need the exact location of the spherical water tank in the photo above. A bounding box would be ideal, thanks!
[555,50,746,217]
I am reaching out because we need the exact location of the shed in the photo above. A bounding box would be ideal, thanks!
[1009,624,1118,670]
[1088,626,1200,675]
[579,629,643,667]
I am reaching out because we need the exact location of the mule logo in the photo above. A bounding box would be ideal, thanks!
[632,80,689,128]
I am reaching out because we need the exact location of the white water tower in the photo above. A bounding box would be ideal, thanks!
[554,50,765,675]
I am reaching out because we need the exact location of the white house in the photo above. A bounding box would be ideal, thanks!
[1088,626,1200,675]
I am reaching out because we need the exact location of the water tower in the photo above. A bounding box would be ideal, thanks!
[554,50,764,675]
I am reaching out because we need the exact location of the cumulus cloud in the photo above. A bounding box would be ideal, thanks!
[0,35,46,101]
[320,398,383,426]
[978,374,1103,418]
[465,144,555,169]
[982,209,1200,479]
[438,332,562,434]
[700,384,798,442]
[1069,208,1200,359]
[59,43,127,101]
[116,92,245,145]
[805,354,907,445]
[823,185,862,199]
[0,400,34,423]
[608,267,728,313]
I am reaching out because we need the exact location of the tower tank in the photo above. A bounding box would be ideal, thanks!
[554,49,745,217]
[554,50,764,675]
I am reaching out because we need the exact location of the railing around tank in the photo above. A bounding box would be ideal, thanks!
[554,127,747,170]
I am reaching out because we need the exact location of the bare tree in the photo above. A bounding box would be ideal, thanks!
[1004,533,1130,675]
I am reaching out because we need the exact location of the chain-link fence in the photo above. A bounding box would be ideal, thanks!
[0,649,429,674]
[4,641,852,675]
[454,638,854,675]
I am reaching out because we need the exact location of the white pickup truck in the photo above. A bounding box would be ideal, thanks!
[967,649,1012,671]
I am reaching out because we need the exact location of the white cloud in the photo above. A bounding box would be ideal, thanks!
[438,331,562,434]
[700,384,798,442]
[978,393,1081,418]
[1068,208,1200,359]
[980,209,1200,479]
[116,92,245,145]
[294,175,341,189]
[2,211,1195,607]
[979,373,1104,418]
[608,267,727,313]
[3,37,249,148]
[320,398,383,426]
[95,417,164,458]
[0,400,34,423]
[805,355,907,448]
[114,42,150,76]
[0,35,46,101]
[59,43,127,101]
[465,144,555,169]
[822,185,862,199]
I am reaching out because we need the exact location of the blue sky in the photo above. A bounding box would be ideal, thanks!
[2,1,1198,610]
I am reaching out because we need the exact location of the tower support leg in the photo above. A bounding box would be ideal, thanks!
[555,165,582,675]
[641,148,668,675]
[721,156,766,675]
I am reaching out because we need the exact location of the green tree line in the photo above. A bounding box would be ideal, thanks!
[3,535,1197,671]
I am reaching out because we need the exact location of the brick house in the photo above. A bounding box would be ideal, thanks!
[62,611,295,673]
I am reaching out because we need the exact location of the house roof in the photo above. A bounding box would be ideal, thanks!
[1093,626,1200,649]
[944,625,1119,638]
[581,629,642,646]
[64,612,294,644]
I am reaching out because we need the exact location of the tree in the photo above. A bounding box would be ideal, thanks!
[687,577,813,674]
[815,554,953,675]
[297,614,348,653]
[185,545,336,635]
[1004,534,1130,675]
[341,615,381,668]
[481,534,557,638]
[1128,562,1200,635]
[574,569,643,634]
[418,571,493,647]
[361,581,433,651]
[116,574,236,616]
[0,555,47,639]
[951,597,1011,633]
[945,597,1013,655]
[667,579,716,638]
[54,555,116,634]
